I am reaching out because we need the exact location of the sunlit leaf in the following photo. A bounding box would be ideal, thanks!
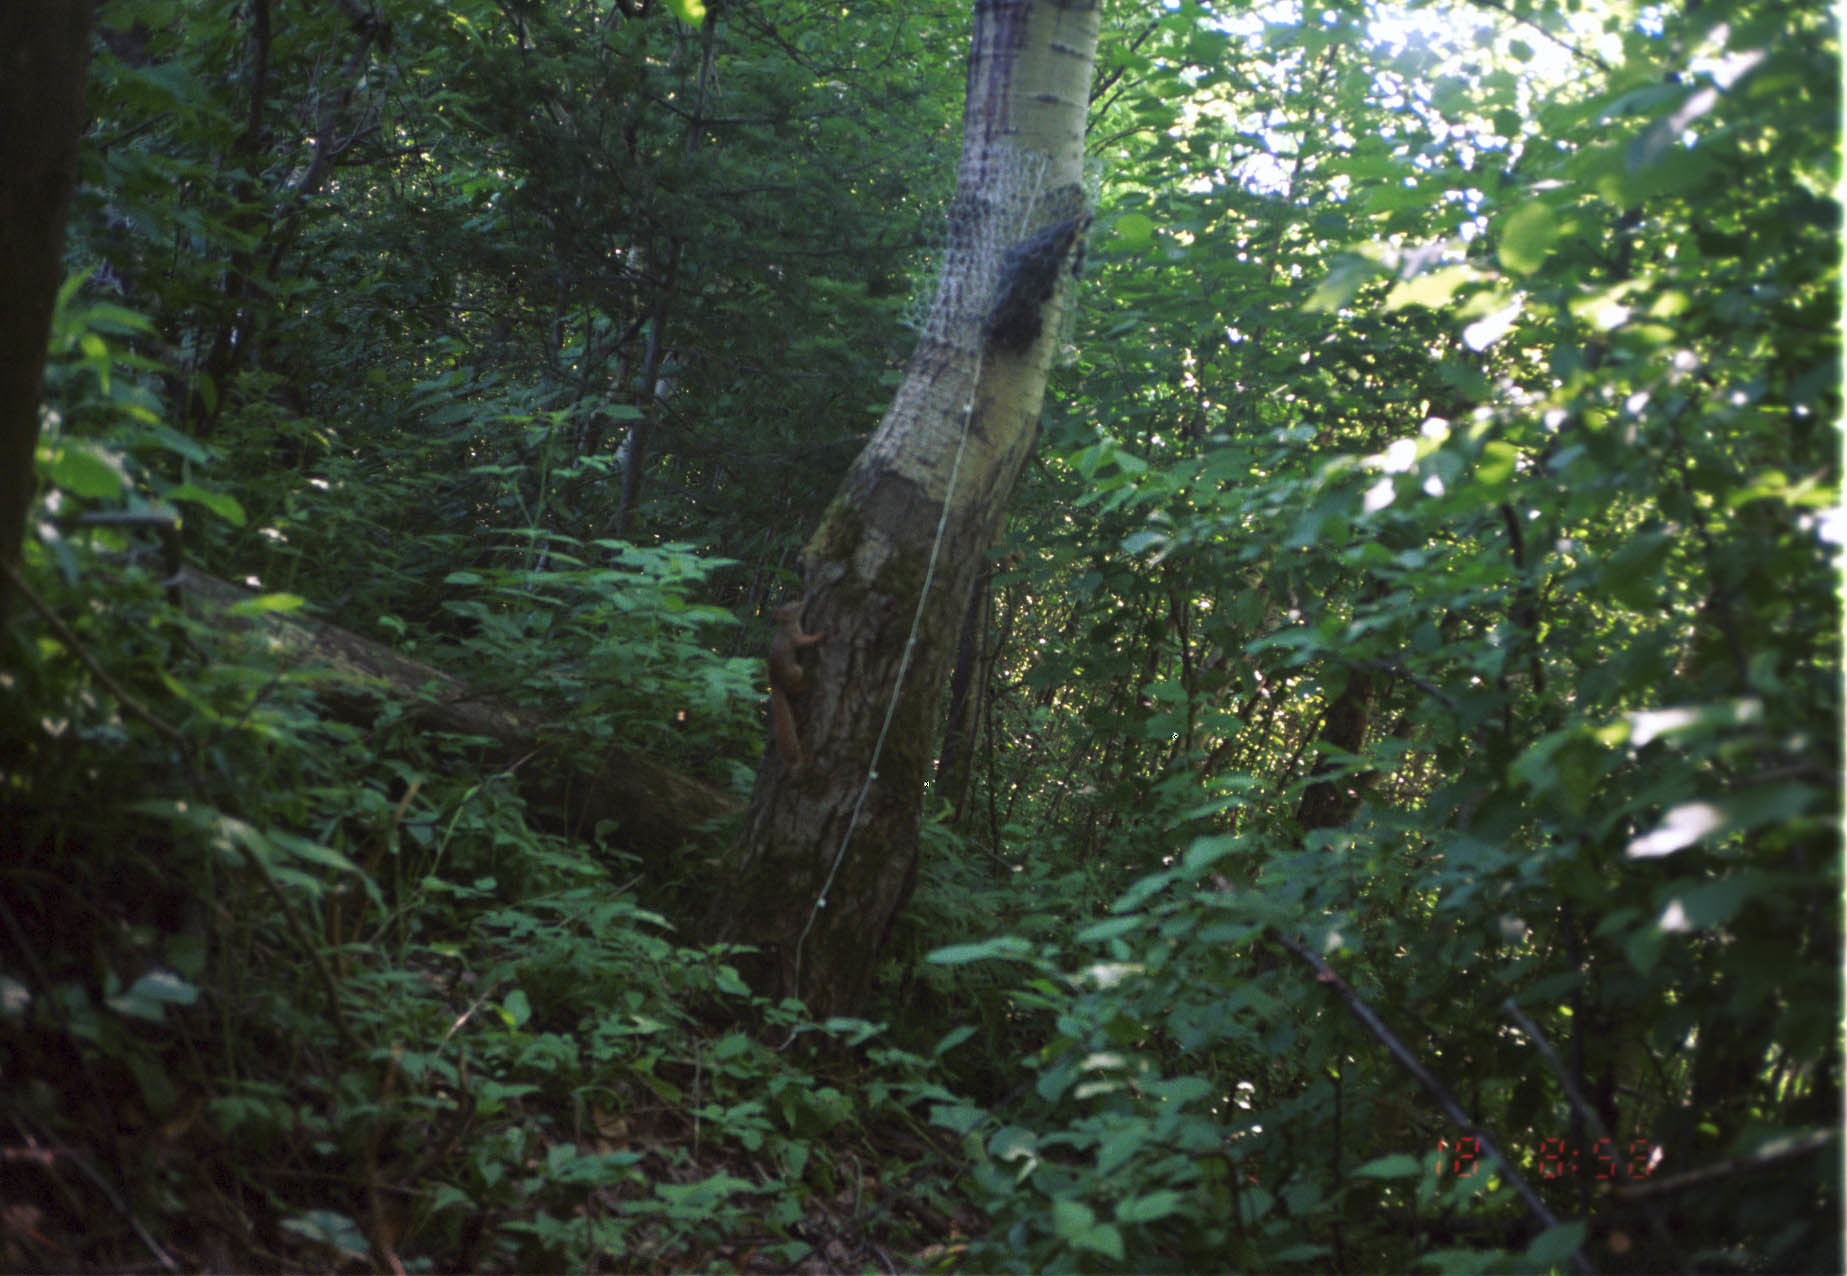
[1384,265,1478,311]
[1115,212,1156,250]
[1497,202,1559,277]
[43,441,125,499]
[166,482,246,526]
[927,936,1033,964]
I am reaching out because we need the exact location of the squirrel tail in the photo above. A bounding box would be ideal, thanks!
[770,689,804,769]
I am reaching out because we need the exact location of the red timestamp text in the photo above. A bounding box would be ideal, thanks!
[1435,1135,1663,1180]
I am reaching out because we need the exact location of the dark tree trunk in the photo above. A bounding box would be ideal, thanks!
[936,558,995,820]
[1296,668,1375,833]
[0,0,94,633]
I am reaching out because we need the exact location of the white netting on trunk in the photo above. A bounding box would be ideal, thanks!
[904,156,1089,355]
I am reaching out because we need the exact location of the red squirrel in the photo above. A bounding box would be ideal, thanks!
[767,601,826,770]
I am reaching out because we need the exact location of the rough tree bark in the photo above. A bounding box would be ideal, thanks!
[705,0,1101,1017]
[0,1,94,634]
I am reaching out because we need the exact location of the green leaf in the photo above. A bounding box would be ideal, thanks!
[1076,915,1143,943]
[106,969,199,1022]
[820,1014,881,1045]
[1182,833,1239,871]
[1716,782,1817,833]
[165,482,246,526]
[1525,1221,1589,1267]
[711,1031,751,1059]
[929,1103,987,1135]
[1510,728,1607,815]
[927,936,1032,964]
[1657,874,1771,930]
[1475,441,1518,494]
[1113,866,1178,912]
[1418,1248,1513,1275]
[265,830,358,873]
[988,1125,1038,1161]
[1239,1186,1275,1222]
[1095,1122,1149,1175]
[1120,528,1166,556]
[1385,265,1478,311]
[1307,252,1384,313]
[1116,1189,1183,1223]
[1601,531,1672,610]
[1624,925,1666,974]
[469,1085,535,1115]
[1051,1198,1125,1259]
[1355,1153,1425,1179]
[281,1210,368,1260]
[1147,1074,1212,1103]
[1498,202,1559,276]
[43,441,125,499]
[934,1025,976,1056]
[88,289,167,338]
[1115,212,1156,250]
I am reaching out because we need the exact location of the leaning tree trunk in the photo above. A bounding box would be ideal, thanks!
[0,0,93,634]
[705,0,1100,1017]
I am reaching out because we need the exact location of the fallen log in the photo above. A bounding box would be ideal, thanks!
[178,566,740,862]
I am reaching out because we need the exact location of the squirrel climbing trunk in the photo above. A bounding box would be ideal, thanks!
[766,602,825,770]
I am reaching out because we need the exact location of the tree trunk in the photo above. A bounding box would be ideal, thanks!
[936,561,996,823]
[0,0,93,634]
[1295,666,1374,833]
[705,0,1100,1017]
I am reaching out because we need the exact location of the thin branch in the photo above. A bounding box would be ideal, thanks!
[1267,928,1595,1276]
[1090,17,1164,107]
[1357,658,1458,712]
[1467,0,1613,73]
[1611,1129,1836,1202]
[7,1116,179,1273]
